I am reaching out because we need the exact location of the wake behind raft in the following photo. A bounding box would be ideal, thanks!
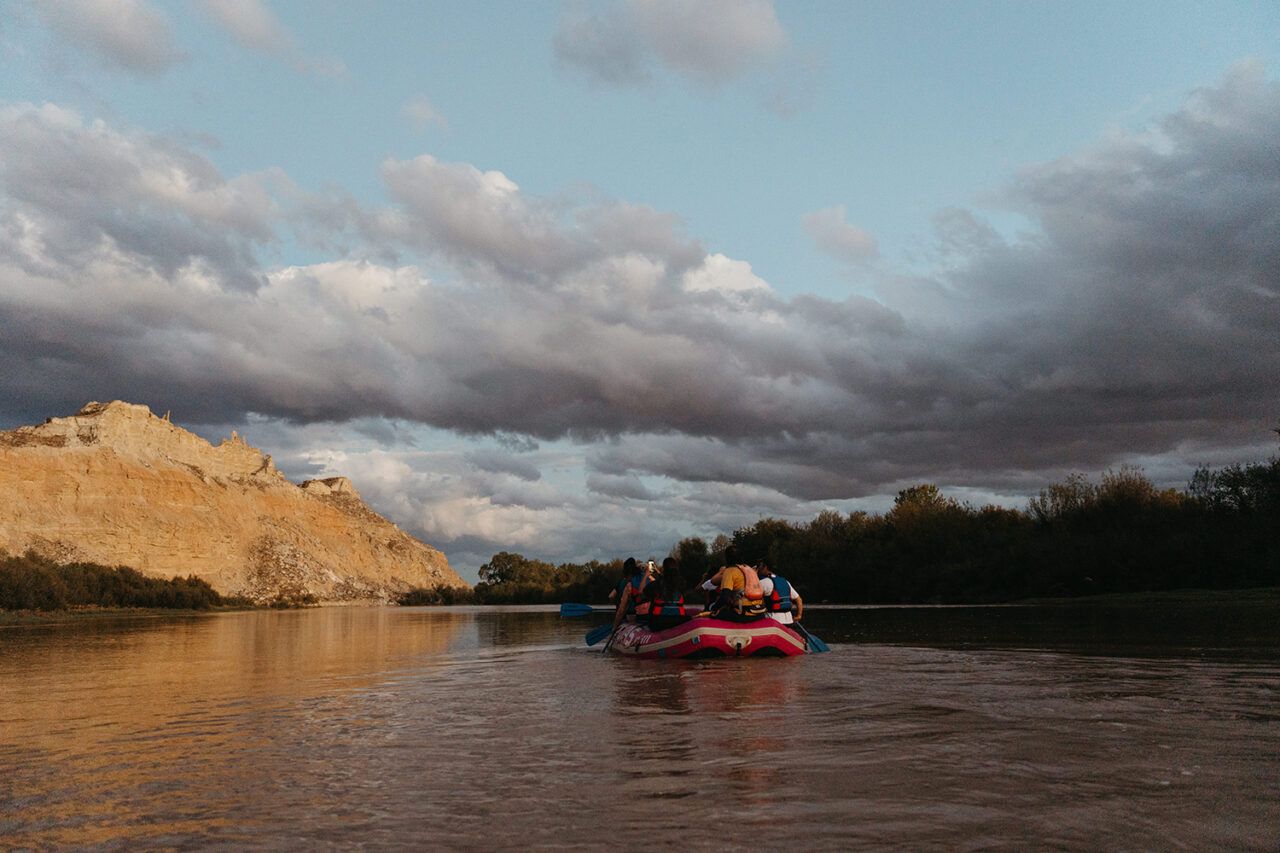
[600,614,810,658]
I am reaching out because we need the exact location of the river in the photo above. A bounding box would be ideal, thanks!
[2,604,1277,851]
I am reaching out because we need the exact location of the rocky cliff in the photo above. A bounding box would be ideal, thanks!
[0,401,465,603]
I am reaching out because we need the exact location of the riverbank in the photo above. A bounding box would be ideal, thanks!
[0,603,265,627]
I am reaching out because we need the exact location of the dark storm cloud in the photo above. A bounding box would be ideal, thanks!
[585,471,657,501]
[1,65,1277,506]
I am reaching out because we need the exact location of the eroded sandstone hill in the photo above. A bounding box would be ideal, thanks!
[0,401,465,602]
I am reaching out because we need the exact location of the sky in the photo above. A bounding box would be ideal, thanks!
[2,1,1278,583]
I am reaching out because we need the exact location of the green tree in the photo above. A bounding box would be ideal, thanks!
[673,537,713,585]
[1028,473,1097,522]
[477,552,555,586]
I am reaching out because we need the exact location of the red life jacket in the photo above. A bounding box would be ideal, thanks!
[649,588,685,616]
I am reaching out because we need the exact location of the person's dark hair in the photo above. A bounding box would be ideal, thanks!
[661,557,682,590]
[724,544,739,565]
[623,557,637,576]
[758,555,773,574]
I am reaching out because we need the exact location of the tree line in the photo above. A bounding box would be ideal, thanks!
[0,551,235,611]
[399,459,1280,606]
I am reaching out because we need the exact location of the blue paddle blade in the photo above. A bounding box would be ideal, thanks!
[795,623,830,653]
[585,624,613,646]
[560,602,596,617]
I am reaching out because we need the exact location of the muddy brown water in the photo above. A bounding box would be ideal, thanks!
[2,604,1277,850]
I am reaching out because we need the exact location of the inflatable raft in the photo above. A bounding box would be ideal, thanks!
[606,616,810,658]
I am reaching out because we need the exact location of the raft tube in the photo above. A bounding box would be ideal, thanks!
[607,616,809,658]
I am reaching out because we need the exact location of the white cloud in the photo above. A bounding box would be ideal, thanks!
[399,96,448,133]
[33,0,185,75]
[627,0,787,83]
[0,102,276,290]
[555,0,787,87]
[194,0,346,77]
[195,0,288,53]
[682,252,771,293]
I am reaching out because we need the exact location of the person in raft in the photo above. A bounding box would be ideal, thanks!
[608,557,647,618]
[607,557,659,640]
[699,545,767,622]
[636,557,687,631]
[756,557,802,625]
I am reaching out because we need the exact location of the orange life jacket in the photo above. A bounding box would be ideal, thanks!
[721,565,765,617]
[729,565,763,600]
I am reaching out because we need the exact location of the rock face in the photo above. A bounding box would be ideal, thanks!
[0,401,465,603]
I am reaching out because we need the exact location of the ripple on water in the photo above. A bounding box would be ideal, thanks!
[1,608,1277,850]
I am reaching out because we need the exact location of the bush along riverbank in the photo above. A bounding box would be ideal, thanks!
[0,551,249,612]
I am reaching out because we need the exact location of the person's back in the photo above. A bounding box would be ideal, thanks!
[708,547,765,621]
[759,559,802,625]
[610,557,637,602]
[643,558,687,631]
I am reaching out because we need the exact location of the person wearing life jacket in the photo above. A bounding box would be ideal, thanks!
[607,558,648,617]
[607,557,656,641]
[701,546,766,622]
[638,557,687,631]
[757,557,803,625]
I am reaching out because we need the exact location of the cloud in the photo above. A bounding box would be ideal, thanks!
[555,0,787,87]
[195,0,287,53]
[0,103,276,292]
[586,471,657,500]
[465,448,542,482]
[399,96,448,133]
[2,64,1279,573]
[803,204,879,263]
[32,0,185,75]
[682,253,771,294]
[194,0,345,77]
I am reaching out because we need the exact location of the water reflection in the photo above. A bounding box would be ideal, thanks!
[1,608,471,849]
[467,607,567,649]
[1,606,1276,851]
[800,600,1280,658]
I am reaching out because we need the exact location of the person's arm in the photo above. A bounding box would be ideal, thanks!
[611,586,632,629]
[638,565,656,594]
[792,588,803,620]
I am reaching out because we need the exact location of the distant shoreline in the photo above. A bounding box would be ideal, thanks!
[5,586,1276,628]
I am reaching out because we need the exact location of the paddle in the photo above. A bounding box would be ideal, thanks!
[792,621,830,653]
[585,624,613,646]
[600,585,634,653]
[560,602,597,617]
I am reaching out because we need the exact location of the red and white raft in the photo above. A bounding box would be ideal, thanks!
[607,616,810,658]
